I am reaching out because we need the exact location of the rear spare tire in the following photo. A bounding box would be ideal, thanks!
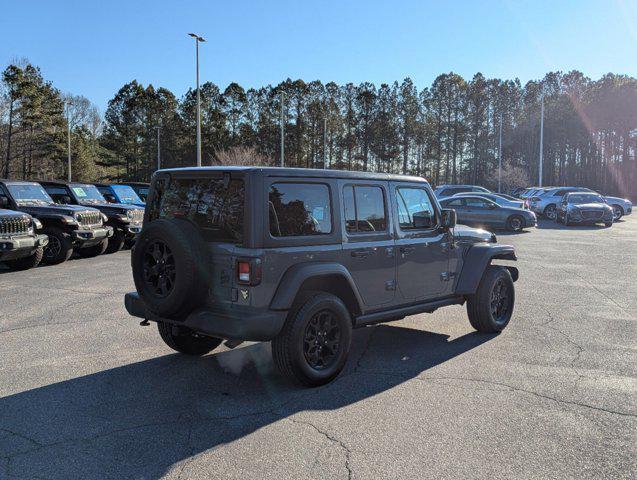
[132,218,211,317]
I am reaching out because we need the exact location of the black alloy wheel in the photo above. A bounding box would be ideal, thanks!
[143,240,176,298]
[44,236,61,260]
[303,310,342,370]
[544,204,557,220]
[490,277,511,326]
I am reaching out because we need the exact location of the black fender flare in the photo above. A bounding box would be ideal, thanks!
[269,262,364,312]
[454,244,518,295]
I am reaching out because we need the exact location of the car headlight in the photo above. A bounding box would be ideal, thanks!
[33,218,43,230]
[61,215,78,225]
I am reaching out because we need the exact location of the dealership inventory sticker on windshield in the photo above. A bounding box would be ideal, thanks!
[72,187,87,197]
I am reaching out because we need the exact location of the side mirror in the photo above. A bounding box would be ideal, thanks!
[488,203,497,209]
[0,195,9,207]
[441,208,457,229]
[412,211,433,229]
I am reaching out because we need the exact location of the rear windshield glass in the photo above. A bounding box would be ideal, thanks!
[158,177,245,243]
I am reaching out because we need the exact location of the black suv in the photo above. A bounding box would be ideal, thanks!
[0,180,112,264]
[0,208,48,271]
[40,181,145,253]
[125,167,519,386]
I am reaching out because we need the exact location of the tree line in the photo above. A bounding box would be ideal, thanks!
[1,60,636,196]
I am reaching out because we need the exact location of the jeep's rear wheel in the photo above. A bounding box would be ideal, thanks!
[157,321,222,356]
[42,229,73,265]
[5,247,44,271]
[77,239,108,258]
[272,293,352,387]
[132,218,211,317]
[467,266,514,333]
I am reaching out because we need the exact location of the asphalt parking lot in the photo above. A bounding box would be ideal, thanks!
[1,217,635,479]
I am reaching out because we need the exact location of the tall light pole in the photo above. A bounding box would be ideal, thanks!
[155,126,161,170]
[498,112,503,193]
[539,95,544,187]
[323,117,327,168]
[189,33,205,167]
[279,92,285,167]
[65,99,72,182]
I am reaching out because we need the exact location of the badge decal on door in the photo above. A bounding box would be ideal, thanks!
[241,289,249,300]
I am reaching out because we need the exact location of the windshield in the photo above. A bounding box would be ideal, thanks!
[69,184,107,204]
[568,194,604,204]
[6,183,53,206]
[111,185,143,204]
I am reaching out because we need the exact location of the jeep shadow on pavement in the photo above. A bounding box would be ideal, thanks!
[0,208,48,271]
[125,167,519,387]
[39,181,145,254]
[0,179,112,265]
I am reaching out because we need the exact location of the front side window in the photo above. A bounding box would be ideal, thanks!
[269,183,332,237]
[343,185,387,233]
[396,187,436,230]
[159,177,245,242]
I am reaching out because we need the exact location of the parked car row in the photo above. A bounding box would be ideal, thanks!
[433,183,632,232]
[0,179,146,270]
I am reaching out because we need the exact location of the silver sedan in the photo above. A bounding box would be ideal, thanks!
[440,195,537,232]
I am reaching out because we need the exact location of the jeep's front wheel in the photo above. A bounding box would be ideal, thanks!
[105,228,126,254]
[42,228,73,265]
[467,266,514,333]
[157,322,222,356]
[5,247,44,271]
[272,293,352,387]
[77,239,108,258]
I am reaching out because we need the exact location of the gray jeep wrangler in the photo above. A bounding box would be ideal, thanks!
[125,167,518,386]
[0,208,48,271]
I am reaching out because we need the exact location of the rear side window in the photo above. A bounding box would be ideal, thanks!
[158,177,245,242]
[269,183,332,237]
[343,185,387,233]
[446,198,464,207]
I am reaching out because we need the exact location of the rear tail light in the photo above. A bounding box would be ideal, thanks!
[238,261,250,283]
[237,258,262,286]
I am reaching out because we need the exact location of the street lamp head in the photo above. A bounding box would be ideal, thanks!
[188,33,205,42]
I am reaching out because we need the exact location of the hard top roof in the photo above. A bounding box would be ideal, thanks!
[157,166,428,183]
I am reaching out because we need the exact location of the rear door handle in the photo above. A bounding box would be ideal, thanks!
[351,249,372,258]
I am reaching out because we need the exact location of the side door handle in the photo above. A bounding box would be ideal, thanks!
[351,249,372,258]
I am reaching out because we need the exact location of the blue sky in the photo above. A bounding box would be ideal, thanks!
[2,0,636,111]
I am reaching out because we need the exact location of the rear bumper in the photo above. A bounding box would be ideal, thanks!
[0,234,48,260]
[124,292,288,341]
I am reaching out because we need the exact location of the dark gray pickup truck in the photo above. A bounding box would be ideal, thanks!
[125,167,519,386]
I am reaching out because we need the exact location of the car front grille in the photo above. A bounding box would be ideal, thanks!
[0,216,31,236]
[581,210,603,220]
[76,211,102,228]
